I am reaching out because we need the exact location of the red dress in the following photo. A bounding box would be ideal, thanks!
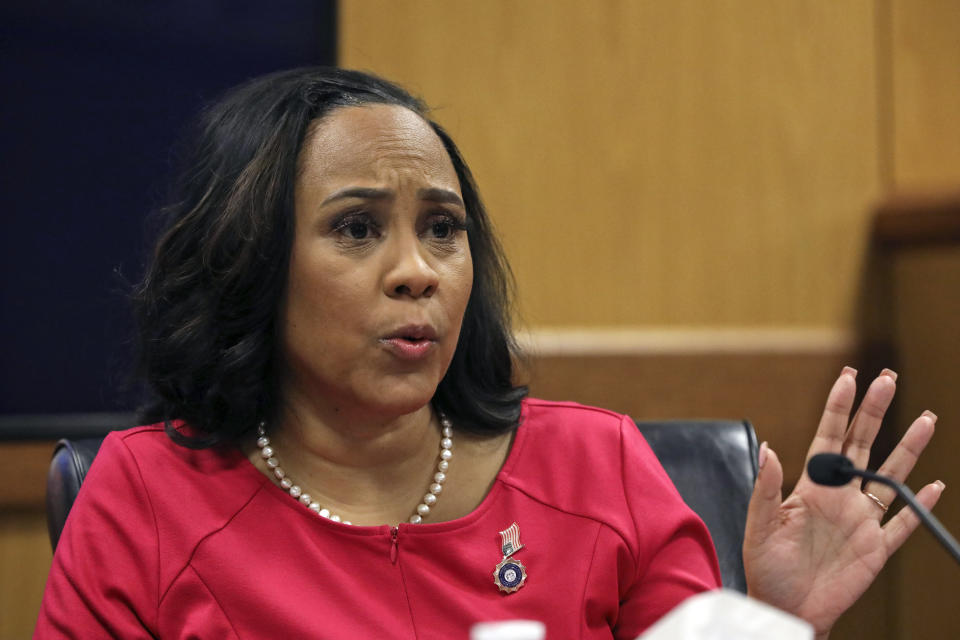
[35,399,720,638]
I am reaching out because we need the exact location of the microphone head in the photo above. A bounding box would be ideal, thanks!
[807,453,856,486]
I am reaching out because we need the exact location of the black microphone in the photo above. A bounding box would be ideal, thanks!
[807,453,960,565]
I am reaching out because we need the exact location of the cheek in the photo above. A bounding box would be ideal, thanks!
[283,251,359,343]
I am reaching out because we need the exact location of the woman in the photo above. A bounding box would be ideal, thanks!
[36,68,942,639]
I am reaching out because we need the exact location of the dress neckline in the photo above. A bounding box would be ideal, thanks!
[236,400,531,535]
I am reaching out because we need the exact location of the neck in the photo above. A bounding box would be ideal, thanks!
[279,399,438,467]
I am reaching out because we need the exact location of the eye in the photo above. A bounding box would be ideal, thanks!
[425,213,467,240]
[431,220,453,239]
[332,212,381,241]
[345,221,371,239]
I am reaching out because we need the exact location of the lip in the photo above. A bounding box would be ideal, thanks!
[382,324,439,342]
[380,324,439,361]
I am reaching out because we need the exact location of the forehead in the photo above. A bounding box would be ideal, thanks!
[298,104,459,192]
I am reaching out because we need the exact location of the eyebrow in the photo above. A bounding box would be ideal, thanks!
[321,186,464,208]
[418,188,465,208]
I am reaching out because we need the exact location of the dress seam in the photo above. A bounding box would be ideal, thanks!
[496,476,638,568]
[158,484,268,605]
[395,543,420,639]
[184,565,242,639]
[616,416,641,568]
[578,523,604,640]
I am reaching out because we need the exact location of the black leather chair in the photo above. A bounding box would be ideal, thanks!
[46,438,104,551]
[46,419,758,591]
[636,419,758,593]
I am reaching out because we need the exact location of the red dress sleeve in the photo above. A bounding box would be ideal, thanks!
[34,433,160,638]
[612,415,722,638]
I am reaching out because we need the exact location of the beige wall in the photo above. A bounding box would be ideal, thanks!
[342,0,885,330]
[890,0,960,188]
[341,1,959,331]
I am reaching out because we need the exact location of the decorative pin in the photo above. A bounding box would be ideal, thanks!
[493,522,528,593]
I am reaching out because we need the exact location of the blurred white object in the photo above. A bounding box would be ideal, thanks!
[470,619,546,640]
[637,589,813,640]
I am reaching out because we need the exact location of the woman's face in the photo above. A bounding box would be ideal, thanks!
[282,104,473,420]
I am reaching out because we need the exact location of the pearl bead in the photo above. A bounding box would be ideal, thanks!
[330,514,341,522]
[299,494,311,505]
[409,514,422,524]
[440,438,453,450]
[274,468,285,480]
[289,485,302,498]
[430,483,443,495]
[434,472,446,484]
[442,426,453,438]
[438,460,449,472]
[440,449,452,461]
[266,457,279,468]
[343,521,352,526]
[280,478,293,489]
[256,436,269,448]
[260,446,274,459]
[309,503,321,512]
[417,503,430,516]
[319,508,330,518]
[424,493,437,506]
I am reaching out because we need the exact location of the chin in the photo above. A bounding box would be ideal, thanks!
[359,379,441,419]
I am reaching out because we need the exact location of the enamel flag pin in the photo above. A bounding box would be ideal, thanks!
[493,522,528,593]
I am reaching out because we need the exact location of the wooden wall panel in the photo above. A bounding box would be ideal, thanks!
[887,246,960,639]
[891,0,960,188]
[340,0,881,329]
[0,510,50,637]
[0,441,54,637]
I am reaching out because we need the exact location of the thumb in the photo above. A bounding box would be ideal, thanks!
[745,442,784,546]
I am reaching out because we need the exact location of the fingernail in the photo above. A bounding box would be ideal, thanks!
[922,409,938,424]
[758,441,769,470]
[935,480,946,492]
[842,366,858,378]
[880,368,898,381]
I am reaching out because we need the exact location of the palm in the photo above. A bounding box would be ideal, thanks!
[743,369,941,638]
[747,480,885,628]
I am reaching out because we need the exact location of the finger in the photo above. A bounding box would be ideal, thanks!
[864,411,937,507]
[804,367,858,462]
[883,481,946,554]
[842,369,898,469]
[744,442,784,546]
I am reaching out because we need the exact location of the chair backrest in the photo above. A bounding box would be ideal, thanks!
[46,437,104,550]
[636,419,758,593]
[46,420,759,593]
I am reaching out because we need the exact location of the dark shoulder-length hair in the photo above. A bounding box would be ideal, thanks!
[133,67,527,447]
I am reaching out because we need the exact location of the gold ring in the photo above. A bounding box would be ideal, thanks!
[863,490,889,513]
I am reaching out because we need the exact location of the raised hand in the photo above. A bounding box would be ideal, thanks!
[742,367,944,639]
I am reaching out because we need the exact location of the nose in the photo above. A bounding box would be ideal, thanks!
[383,233,439,299]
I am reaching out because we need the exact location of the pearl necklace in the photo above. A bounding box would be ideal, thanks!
[256,415,453,525]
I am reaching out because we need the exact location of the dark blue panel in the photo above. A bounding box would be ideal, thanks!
[0,1,337,414]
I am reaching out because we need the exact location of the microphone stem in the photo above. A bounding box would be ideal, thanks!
[860,470,960,565]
